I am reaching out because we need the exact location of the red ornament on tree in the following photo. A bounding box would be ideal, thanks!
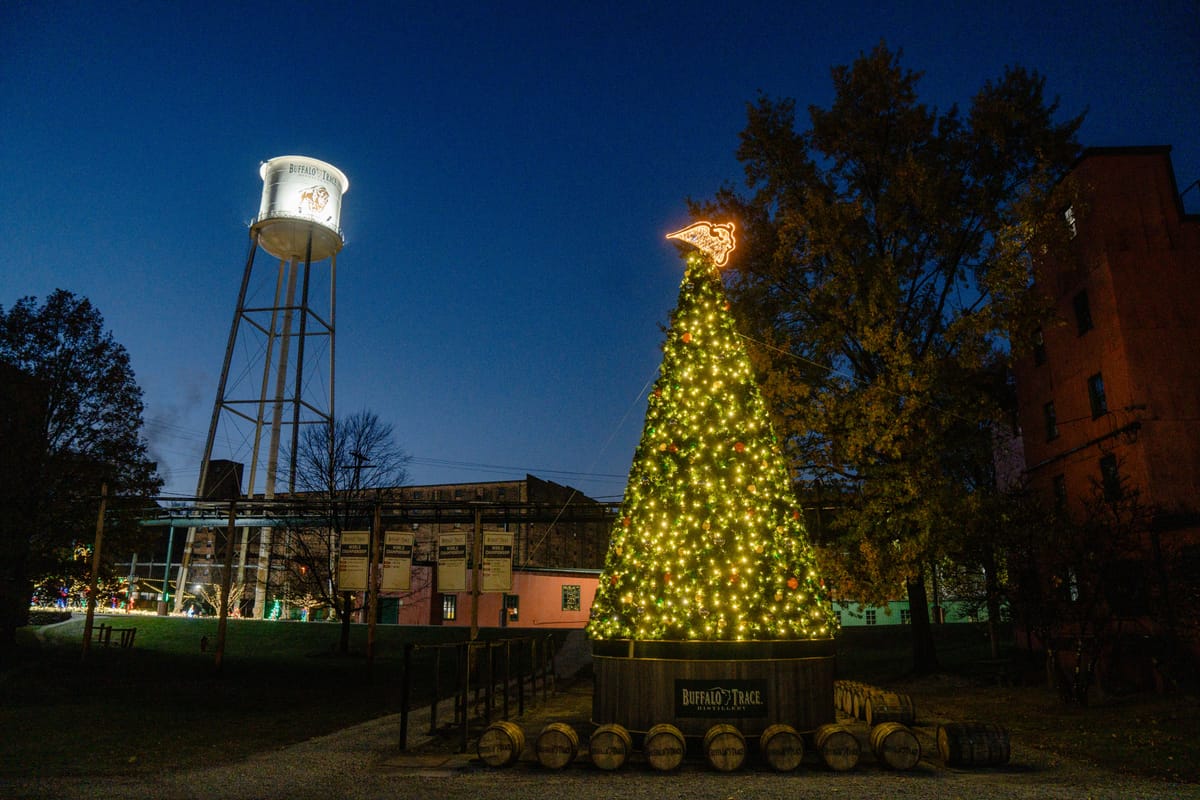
[733,441,745,453]
[681,332,692,343]
[663,571,672,584]
[787,576,800,590]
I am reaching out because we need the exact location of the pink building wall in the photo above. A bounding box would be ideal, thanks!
[389,567,599,629]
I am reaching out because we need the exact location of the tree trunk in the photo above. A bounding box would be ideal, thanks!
[982,547,1002,659]
[906,572,939,675]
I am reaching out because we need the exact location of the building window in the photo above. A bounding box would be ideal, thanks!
[561,584,581,611]
[442,594,457,621]
[1043,401,1059,441]
[865,608,877,626]
[835,610,843,625]
[1064,205,1077,239]
[1033,328,1046,366]
[1099,454,1122,501]
[454,489,463,500]
[411,490,423,500]
[900,609,912,625]
[1052,473,1067,511]
[1087,373,1108,418]
[504,594,519,622]
[1073,290,1093,335]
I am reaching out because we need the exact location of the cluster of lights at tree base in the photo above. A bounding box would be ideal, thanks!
[588,238,836,642]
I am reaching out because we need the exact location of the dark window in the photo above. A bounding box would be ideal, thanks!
[1052,474,1067,511]
[1073,291,1093,335]
[442,594,457,621]
[1044,401,1059,441]
[1088,373,1108,418]
[411,490,423,500]
[504,594,519,622]
[1099,454,1122,501]
[865,608,877,626]
[900,609,912,625]
[1033,328,1046,365]
[454,489,463,500]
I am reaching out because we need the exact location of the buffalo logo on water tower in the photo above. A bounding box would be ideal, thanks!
[298,185,331,216]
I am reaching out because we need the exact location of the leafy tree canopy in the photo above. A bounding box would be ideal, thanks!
[0,290,160,651]
[696,44,1082,668]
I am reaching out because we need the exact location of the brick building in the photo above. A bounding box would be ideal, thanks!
[155,474,615,626]
[1011,146,1200,670]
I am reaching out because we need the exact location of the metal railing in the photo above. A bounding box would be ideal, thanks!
[398,634,557,752]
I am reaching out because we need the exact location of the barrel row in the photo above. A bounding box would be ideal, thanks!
[480,717,1010,772]
[481,721,818,772]
[834,679,917,726]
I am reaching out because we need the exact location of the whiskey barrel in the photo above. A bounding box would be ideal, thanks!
[535,722,579,770]
[870,721,921,770]
[759,723,804,772]
[644,723,687,771]
[834,681,849,714]
[477,720,525,767]
[703,723,746,772]
[937,722,1011,767]
[851,685,875,719]
[589,723,632,771]
[865,692,916,726]
[814,723,860,771]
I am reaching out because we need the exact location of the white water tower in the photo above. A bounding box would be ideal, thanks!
[174,156,349,616]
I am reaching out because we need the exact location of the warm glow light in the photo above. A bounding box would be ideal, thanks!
[586,223,835,642]
[666,221,737,267]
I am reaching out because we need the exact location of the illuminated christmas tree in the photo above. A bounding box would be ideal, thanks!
[588,222,835,642]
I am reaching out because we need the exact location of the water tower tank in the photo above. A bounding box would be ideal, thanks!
[253,155,349,261]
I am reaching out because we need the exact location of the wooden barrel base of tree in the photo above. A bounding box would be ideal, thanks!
[814,723,861,771]
[535,722,579,770]
[870,721,921,770]
[759,723,805,771]
[937,722,1011,767]
[478,721,525,767]
[589,723,632,771]
[591,638,836,737]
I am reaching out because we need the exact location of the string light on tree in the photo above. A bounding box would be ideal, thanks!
[588,222,836,642]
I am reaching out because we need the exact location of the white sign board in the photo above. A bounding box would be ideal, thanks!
[437,532,468,592]
[381,532,414,592]
[337,530,371,591]
[482,532,514,593]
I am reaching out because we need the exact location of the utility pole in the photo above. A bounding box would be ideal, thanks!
[367,499,383,679]
[470,489,483,641]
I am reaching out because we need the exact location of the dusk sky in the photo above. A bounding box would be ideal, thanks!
[4,1,1198,503]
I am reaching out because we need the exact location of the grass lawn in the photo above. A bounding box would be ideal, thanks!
[1,613,560,779]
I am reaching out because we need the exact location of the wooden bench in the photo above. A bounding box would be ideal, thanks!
[92,623,137,648]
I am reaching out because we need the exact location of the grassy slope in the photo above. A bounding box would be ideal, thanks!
[1,614,551,778]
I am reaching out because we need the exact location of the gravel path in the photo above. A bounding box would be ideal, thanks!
[5,683,1194,800]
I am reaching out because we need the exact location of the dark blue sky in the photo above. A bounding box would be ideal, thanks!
[4,1,1198,502]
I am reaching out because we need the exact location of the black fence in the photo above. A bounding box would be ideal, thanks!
[398,634,557,752]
